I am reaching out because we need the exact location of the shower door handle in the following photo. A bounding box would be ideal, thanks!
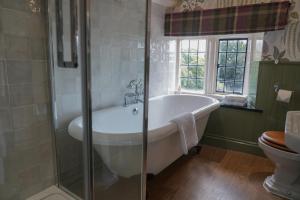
[56,0,78,68]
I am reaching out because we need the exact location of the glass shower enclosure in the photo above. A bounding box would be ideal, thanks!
[47,0,150,199]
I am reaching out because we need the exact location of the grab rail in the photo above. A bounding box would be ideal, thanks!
[56,0,78,68]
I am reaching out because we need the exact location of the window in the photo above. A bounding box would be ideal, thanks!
[179,39,207,92]
[216,39,248,94]
[173,33,263,97]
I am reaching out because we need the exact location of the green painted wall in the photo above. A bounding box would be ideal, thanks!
[202,62,300,155]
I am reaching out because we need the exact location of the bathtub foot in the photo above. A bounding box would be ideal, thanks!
[147,173,155,181]
[189,145,202,155]
[146,174,155,200]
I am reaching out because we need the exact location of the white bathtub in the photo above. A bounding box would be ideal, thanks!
[68,94,220,177]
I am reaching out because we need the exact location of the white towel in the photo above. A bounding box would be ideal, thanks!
[222,94,247,106]
[221,101,247,107]
[223,94,247,103]
[171,113,198,155]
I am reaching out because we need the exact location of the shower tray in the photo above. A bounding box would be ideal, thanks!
[26,186,76,200]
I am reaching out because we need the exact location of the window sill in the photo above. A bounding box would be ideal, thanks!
[173,91,262,113]
[179,90,205,95]
[220,104,263,113]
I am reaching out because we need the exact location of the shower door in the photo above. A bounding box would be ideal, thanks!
[48,0,150,199]
[89,0,149,199]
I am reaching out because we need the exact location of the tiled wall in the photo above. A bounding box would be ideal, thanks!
[49,0,148,192]
[52,0,148,130]
[47,0,83,189]
[90,0,146,108]
[49,1,173,192]
[150,3,176,97]
[0,1,55,199]
[51,1,173,136]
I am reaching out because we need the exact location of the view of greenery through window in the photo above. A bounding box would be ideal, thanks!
[179,40,206,91]
[216,39,248,94]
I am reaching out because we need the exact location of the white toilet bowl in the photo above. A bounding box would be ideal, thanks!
[259,111,300,199]
[259,137,300,199]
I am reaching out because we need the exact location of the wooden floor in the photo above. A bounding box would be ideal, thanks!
[147,145,284,200]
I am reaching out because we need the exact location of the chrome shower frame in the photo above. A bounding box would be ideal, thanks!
[46,0,151,199]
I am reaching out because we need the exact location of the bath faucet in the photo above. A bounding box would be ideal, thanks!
[127,79,143,96]
[124,79,144,106]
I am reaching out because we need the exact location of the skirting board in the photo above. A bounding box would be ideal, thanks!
[202,133,264,156]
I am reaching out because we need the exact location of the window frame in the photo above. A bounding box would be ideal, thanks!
[174,33,264,97]
[177,39,208,93]
[215,38,249,95]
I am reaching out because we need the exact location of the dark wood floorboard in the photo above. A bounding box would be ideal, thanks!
[147,145,284,200]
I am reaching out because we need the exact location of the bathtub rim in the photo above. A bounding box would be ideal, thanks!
[68,94,220,146]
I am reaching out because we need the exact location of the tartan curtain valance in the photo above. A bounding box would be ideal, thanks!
[164,1,291,36]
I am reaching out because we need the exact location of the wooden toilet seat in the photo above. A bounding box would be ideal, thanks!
[260,131,297,154]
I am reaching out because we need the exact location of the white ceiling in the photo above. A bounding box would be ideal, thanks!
[152,0,175,7]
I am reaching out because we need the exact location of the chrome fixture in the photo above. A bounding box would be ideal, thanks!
[274,83,280,92]
[132,107,139,115]
[127,79,144,96]
[27,0,41,13]
[124,79,144,106]
[56,0,79,68]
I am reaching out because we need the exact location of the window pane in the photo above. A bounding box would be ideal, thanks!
[216,81,224,92]
[237,53,246,67]
[198,53,205,65]
[225,67,235,81]
[197,66,205,78]
[226,53,236,67]
[217,67,225,81]
[180,66,188,77]
[225,81,234,93]
[234,81,243,94]
[219,40,227,52]
[180,53,189,65]
[238,40,247,52]
[179,39,207,92]
[216,39,248,94]
[235,68,244,81]
[189,40,198,52]
[189,53,198,65]
[189,67,197,78]
[198,40,206,52]
[189,79,197,89]
[218,53,226,66]
[196,79,204,90]
[227,40,238,52]
[181,40,189,52]
[181,78,189,89]
[190,79,197,90]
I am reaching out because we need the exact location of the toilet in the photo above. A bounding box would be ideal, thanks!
[258,111,300,200]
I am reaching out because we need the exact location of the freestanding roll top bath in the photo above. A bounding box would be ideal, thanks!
[68,94,220,177]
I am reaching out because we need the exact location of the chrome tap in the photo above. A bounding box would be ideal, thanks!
[127,79,143,96]
[124,79,144,106]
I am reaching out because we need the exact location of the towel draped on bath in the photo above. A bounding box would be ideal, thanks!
[171,113,198,155]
